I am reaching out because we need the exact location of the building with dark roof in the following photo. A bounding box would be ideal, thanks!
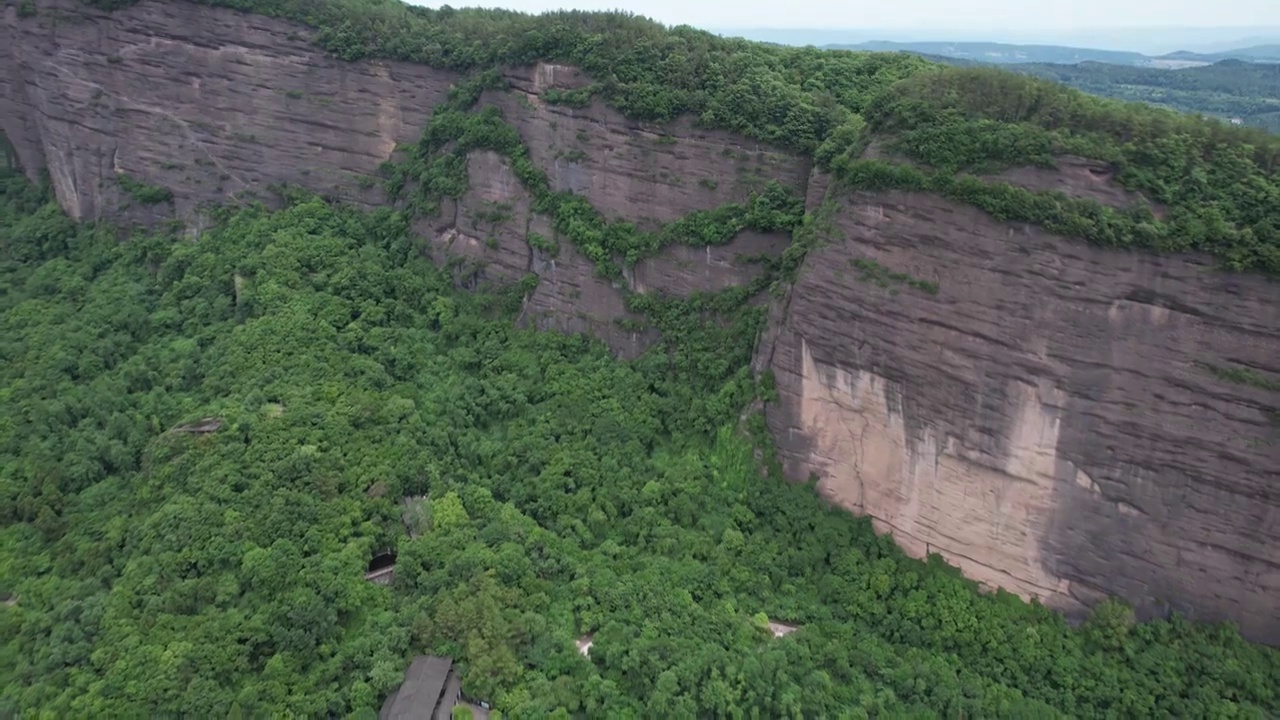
[378,655,462,720]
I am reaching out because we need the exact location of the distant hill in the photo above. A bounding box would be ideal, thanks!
[1014,58,1279,95]
[714,27,1280,55]
[824,40,1280,67]
[828,41,1150,66]
[1016,59,1280,132]
[1160,44,1280,63]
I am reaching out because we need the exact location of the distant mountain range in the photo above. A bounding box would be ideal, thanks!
[1160,45,1280,63]
[715,27,1280,57]
[821,40,1280,68]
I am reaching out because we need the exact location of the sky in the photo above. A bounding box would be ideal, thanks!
[413,0,1280,33]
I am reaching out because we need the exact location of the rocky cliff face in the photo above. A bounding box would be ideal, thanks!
[5,0,1278,644]
[418,65,808,357]
[2,0,455,223]
[3,0,803,351]
[757,185,1280,643]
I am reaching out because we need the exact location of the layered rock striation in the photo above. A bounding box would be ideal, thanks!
[5,0,1277,644]
[757,183,1279,643]
[3,0,457,223]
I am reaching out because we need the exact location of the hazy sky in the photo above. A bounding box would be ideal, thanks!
[414,0,1279,32]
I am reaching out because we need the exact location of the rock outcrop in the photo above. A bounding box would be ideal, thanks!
[4,0,803,350]
[758,184,1280,643]
[479,66,810,229]
[4,0,1278,645]
[419,65,809,356]
[3,0,455,222]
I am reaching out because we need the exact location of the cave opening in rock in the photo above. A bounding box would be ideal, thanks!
[367,551,397,573]
[0,131,18,173]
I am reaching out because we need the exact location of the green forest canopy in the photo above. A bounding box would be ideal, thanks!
[827,44,1280,132]
[3,169,1279,718]
[1009,59,1280,133]
[2,0,1279,716]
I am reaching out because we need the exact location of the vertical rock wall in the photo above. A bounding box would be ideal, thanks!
[3,0,454,222]
[761,185,1280,644]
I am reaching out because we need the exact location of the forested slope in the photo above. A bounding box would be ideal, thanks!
[3,0,1280,717]
[900,55,1280,133]
[3,169,1278,718]
[1014,60,1280,133]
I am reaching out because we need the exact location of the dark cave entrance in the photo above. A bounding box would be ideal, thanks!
[367,551,397,573]
[0,131,18,173]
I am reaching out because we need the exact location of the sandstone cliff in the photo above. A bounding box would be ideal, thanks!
[421,65,807,357]
[4,0,1278,644]
[3,0,803,352]
[757,184,1280,643]
[3,0,457,223]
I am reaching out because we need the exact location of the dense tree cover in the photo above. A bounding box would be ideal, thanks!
[1022,59,1279,104]
[862,49,1280,132]
[1012,60,1280,133]
[859,68,1280,273]
[828,46,1280,132]
[4,169,1280,717]
[379,54,1278,279]
[1254,113,1280,135]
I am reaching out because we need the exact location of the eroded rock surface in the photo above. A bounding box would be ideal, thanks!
[3,0,455,222]
[419,149,790,358]
[5,0,799,356]
[986,155,1165,214]
[419,151,657,358]
[405,60,810,356]
[762,186,1280,643]
[481,66,811,228]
